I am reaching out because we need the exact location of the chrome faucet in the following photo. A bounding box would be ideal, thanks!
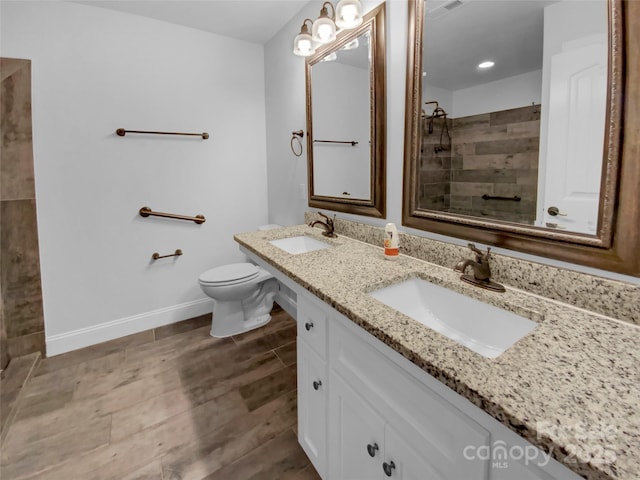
[309,211,337,238]
[454,243,505,292]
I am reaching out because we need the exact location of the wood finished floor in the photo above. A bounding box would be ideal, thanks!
[0,309,321,480]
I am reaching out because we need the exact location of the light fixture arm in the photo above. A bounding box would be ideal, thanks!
[300,18,314,35]
[319,1,336,20]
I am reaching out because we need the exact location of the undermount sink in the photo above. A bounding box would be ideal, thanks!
[269,235,331,255]
[369,278,537,358]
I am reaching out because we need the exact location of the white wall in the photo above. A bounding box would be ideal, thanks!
[452,70,542,118]
[264,0,638,285]
[422,82,453,118]
[423,70,541,118]
[1,1,271,354]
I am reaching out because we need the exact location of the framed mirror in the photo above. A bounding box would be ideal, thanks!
[306,2,386,218]
[403,0,640,276]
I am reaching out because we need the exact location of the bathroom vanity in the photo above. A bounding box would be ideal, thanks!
[235,225,640,480]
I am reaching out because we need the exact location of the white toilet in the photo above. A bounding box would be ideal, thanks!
[198,224,281,338]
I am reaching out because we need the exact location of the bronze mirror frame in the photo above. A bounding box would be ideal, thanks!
[402,0,640,276]
[306,2,386,218]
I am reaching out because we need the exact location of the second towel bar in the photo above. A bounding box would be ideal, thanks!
[117,128,209,139]
[139,206,206,224]
[152,249,183,260]
[313,139,358,146]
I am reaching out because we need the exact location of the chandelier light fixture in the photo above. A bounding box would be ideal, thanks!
[293,0,364,56]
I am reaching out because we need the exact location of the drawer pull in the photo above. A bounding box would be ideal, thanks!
[382,461,396,477]
[305,321,314,331]
[313,380,322,390]
[366,443,379,457]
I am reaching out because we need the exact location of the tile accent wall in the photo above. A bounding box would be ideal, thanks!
[304,212,640,326]
[419,115,452,211]
[1,58,45,358]
[419,105,541,224]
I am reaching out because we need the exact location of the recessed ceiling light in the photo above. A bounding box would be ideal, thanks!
[478,61,495,69]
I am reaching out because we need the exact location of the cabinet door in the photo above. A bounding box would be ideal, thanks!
[384,424,446,480]
[298,338,327,478]
[329,374,385,480]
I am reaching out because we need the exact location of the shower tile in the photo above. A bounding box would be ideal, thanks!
[475,137,540,155]
[1,199,44,342]
[490,104,540,125]
[1,60,34,201]
[7,330,44,357]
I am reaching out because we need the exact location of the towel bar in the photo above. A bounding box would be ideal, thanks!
[139,206,206,224]
[152,249,183,260]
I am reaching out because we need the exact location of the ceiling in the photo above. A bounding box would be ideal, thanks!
[424,0,558,91]
[74,0,311,44]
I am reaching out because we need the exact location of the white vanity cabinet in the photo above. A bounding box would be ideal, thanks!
[238,247,582,480]
[292,287,582,480]
[330,372,444,479]
[296,293,330,478]
[329,315,490,480]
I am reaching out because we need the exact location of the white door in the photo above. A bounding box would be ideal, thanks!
[541,40,607,234]
[298,339,327,478]
[329,374,385,480]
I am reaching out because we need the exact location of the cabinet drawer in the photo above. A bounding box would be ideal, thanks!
[330,319,490,480]
[297,292,329,359]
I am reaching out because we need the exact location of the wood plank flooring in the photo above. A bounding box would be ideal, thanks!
[1,310,321,480]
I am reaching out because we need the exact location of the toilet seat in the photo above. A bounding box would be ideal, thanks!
[199,263,259,286]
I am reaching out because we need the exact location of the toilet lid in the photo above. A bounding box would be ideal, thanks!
[199,263,259,284]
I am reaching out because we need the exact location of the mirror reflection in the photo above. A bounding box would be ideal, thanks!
[311,31,371,199]
[419,0,607,235]
[306,2,386,219]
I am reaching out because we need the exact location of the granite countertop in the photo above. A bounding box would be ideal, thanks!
[234,225,640,480]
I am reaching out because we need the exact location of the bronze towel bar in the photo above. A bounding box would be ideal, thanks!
[139,206,206,224]
[481,194,521,202]
[152,249,183,260]
[313,139,358,146]
[116,128,209,140]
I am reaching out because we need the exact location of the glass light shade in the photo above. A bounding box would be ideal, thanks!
[335,0,363,29]
[312,16,337,44]
[293,32,316,56]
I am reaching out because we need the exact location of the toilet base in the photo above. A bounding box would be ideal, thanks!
[209,304,272,338]
[208,278,279,338]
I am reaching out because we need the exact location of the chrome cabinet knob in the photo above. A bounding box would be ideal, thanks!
[313,380,322,390]
[383,461,396,477]
[305,321,314,331]
[366,443,379,457]
[547,206,567,216]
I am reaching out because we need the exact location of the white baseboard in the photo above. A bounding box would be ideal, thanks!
[45,298,213,357]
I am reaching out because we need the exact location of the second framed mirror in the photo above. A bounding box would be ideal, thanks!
[306,2,386,218]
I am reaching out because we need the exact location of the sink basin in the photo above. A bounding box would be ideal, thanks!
[369,278,537,358]
[269,235,331,255]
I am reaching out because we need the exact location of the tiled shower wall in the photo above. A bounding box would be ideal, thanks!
[419,115,452,211]
[1,58,45,360]
[419,104,540,224]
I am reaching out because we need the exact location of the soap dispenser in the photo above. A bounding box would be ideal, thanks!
[384,223,399,260]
